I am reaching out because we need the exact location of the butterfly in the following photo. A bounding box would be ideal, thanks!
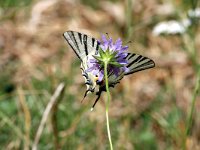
[63,31,155,109]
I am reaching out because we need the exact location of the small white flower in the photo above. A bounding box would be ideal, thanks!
[188,8,200,18]
[152,7,200,36]
[152,20,190,36]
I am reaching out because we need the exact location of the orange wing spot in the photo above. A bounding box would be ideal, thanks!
[94,76,99,82]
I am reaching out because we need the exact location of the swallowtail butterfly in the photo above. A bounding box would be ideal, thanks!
[63,31,155,108]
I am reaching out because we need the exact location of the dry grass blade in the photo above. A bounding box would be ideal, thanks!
[17,87,31,150]
[51,84,66,150]
[32,83,65,150]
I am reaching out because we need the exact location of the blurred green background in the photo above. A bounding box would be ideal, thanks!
[0,0,200,149]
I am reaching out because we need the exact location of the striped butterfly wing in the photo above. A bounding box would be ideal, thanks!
[63,31,101,101]
[124,53,155,75]
[63,31,100,60]
[107,53,155,86]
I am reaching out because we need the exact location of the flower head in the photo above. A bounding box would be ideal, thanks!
[86,34,129,82]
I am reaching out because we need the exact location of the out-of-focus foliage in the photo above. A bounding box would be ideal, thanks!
[0,0,31,8]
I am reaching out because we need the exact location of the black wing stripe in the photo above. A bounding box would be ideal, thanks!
[95,41,100,55]
[127,53,136,60]
[71,31,81,53]
[125,53,131,59]
[138,57,147,63]
[78,32,82,44]
[92,38,95,47]
[83,35,88,55]
[127,55,142,68]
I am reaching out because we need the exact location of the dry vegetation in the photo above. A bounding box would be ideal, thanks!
[0,0,200,149]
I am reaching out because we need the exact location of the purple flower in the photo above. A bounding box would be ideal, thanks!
[86,57,104,81]
[86,34,129,82]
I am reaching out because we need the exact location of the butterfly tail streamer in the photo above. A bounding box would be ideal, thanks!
[81,89,90,103]
[91,90,103,109]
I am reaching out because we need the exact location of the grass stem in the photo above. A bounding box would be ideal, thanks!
[184,70,200,149]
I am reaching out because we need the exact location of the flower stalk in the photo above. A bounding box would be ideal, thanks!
[104,62,113,150]
[86,34,129,150]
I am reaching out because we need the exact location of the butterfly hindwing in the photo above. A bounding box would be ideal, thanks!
[107,53,155,87]
[125,53,155,75]
[63,31,100,60]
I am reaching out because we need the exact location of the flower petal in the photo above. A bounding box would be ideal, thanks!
[124,67,129,73]
[101,34,108,43]
[98,70,104,81]
[121,45,128,51]
[118,58,128,64]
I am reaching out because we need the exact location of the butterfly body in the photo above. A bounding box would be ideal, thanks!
[80,59,97,93]
[63,31,155,108]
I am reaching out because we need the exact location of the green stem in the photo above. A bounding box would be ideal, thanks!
[184,70,200,149]
[104,62,113,150]
[125,0,132,40]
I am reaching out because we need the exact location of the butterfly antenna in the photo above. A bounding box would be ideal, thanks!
[81,90,89,103]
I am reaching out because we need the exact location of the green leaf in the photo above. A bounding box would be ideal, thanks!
[109,61,123,67]
[112,51,118,56]
[99,48,105,58]
[93,55,103,62]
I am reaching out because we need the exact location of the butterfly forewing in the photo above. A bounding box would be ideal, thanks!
[63,31,100,60]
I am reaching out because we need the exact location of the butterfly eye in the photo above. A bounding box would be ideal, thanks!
[94,75,99,82]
